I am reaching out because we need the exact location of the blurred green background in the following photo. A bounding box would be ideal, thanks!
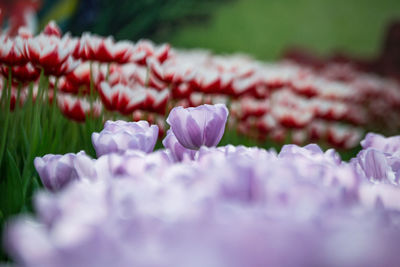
[168,0,400,60]
[31,0,400,59]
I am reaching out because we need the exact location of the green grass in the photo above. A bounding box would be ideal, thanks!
[167,0,400,60]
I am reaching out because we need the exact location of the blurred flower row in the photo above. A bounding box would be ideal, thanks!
[5,104,400,267]
[2,21,400,148]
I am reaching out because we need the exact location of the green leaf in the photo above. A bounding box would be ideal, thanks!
[23,175,41,213]
[0,150,23,219]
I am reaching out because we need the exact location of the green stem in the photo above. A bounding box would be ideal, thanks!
[0,69,13,167]
[21,69,45,193]
[0,76,8,107]
[52,77,59,110]
[50,77,59,135]
[15,83,22,110]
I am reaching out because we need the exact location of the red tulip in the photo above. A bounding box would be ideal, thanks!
[57,93,102,122]
[42,20,62,38]
[25,34,78,76]
[82,33,133,63]
[1,62,40,83]
[98,82,147,115]
[0,36,27,65]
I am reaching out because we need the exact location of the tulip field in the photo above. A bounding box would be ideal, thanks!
[2,21,400,266]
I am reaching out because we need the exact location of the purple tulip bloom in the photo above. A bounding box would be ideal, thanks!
[353,133,400,185]
[162,130,196,161]
[94,149,173,179]
[361,133,400,154]
[353,148,400,184]
[198,144,276,159]
[351,134,400,210]
[279,143,342,166]
[166,104,229,150]
[92,120,159,157]
[34,153,80,192]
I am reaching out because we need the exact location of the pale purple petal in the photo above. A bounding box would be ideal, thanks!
[162,130,195,161]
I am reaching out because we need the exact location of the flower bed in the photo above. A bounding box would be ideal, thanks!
[1,21,400,149]
[4,104,400,267]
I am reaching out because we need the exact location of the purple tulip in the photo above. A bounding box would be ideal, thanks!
[279,143,342,166]
[94,149,173,179]
[162,130,196,161]
[166,104,229,150]
[34,153,80,192]
[92,120,159,157]
[352,133,400,186]
[197,144,276,159]
[353,148,400,184]
[349,134,400,212]
[361,133,400,154]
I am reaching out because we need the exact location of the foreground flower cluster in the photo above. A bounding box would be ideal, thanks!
[1,22,400,148]
[5,104,400,267]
